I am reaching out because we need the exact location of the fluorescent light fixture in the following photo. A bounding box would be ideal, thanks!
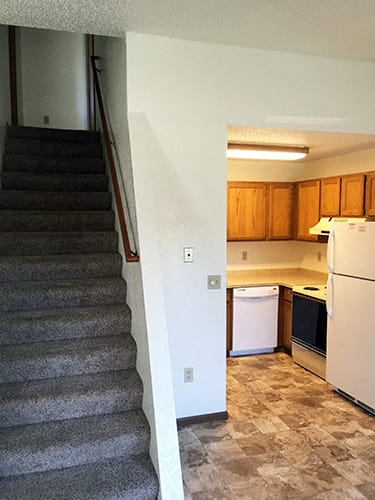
[227,143,309,161]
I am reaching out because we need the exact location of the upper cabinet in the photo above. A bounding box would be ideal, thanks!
[268,183,294,240]
[365,172,375,216]
[340,174,365,216]
[320,176,341,216]
[296,180,320,241]
[227,182,267,240]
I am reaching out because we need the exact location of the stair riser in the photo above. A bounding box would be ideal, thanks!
[0,232,118,256]
[0,308,131,346]
[0,428,149,478]
[5,139,102,158]
[7,126,100,143]
[3,155,105,174]
[0,384,142,427]
[1,172,108,192]
[0,348,136,384]
[0,191,112,211]
[0,254,122,283]
[0,281,127,313]
[0,211,114,232]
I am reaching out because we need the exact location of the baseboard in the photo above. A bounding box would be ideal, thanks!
[176,411,228,429]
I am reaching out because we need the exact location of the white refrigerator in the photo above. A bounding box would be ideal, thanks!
[326,220,375,412]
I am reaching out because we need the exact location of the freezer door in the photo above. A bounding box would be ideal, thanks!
[328,221,375,280]
[326,273,375,410]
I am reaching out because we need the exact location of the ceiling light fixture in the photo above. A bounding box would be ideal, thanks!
[227,143,309,161]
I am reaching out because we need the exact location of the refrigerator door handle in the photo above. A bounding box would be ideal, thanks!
[327,228,335,273]
[326,274,334,318]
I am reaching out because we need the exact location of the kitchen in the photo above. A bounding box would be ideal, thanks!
[225,125,375,414]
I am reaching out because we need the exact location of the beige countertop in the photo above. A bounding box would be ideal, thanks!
[226,268,328,289]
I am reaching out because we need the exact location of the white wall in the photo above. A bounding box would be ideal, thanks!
[93,36,183,500]
[126,32,375,421]
[18,27,88,129]
[298,147,375,180]
[228,158,306,182]
[0,24,11,173]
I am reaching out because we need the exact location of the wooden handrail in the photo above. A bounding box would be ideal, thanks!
[8,26,18,126]
[90,56,139,262]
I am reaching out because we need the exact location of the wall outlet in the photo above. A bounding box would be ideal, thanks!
[242,251,248,261]
[43,115,50,124]
[184,247,194,263]
[317,252,322,262]
[184,367,194,383]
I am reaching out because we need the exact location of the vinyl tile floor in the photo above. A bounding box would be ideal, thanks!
[178,353,375,499]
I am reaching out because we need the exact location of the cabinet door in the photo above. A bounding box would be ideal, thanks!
[268,183,294,240]
[296,180,320,241]
[365,172,375,216]
[320,177,341,216]
[226,288,233,354]
[278,287,292,353]
[227,182,267,241]
[340,174,365,216]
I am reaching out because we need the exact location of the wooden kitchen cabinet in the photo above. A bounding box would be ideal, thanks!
[226,288,233,355]
[268,183,294,240]
[365,172,375,216]
[227,182,267,240]
[320,176,341,216]
[278,287,293,353]
[295,180,320,241]
[340,174,365,216]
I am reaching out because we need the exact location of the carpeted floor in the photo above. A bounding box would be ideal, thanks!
[179,353,375,499]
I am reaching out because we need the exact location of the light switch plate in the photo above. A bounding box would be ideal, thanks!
[207,275,221,289]
[184,247,194,263]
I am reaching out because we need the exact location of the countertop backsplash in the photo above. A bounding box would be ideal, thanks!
[227,240,328,273]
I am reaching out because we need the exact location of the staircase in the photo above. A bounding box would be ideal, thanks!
[0,126,158,499]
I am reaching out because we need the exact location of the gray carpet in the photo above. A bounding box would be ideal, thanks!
[0,125,158,499]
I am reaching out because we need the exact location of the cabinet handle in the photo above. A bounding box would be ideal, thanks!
[327,228,335,273]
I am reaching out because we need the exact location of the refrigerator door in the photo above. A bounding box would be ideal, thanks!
[326,273,375,410]
[328,221,375,280]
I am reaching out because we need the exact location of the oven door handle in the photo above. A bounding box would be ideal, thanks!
[326,274,334,318]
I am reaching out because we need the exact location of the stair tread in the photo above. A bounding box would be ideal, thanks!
[0,334,135,363]
[0,276,127,313]
[0,410,149,478]
[1,302,130,323]
[0,231,118,256]
[0,190,111,210]
[6,125,100,143]
[0,275,126,291]
[0,368,141,405]
[3,154,105,173]
[0,455,158,500]
[5,138,103,158]
[0,303,131,346]
[0,209,115,232]
[1,171,108,192]
[0,253,122,282]
[0,369,143,427]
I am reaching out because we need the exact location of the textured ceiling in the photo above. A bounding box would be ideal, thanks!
[228,126,375,162]
[1,0,375,61]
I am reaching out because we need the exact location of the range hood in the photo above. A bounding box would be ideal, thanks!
[309,217,367,235]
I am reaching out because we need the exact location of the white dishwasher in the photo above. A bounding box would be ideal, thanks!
[230,286,279,357]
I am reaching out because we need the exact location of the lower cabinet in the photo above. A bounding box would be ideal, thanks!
[278,287,293,353]
[226,288,233,354]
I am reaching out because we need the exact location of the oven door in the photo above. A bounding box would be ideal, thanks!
[292,293,327,355]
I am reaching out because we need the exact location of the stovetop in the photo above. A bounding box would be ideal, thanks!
[292,283,327,302]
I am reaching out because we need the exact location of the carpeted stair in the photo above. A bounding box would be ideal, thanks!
[0,125,158,499]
